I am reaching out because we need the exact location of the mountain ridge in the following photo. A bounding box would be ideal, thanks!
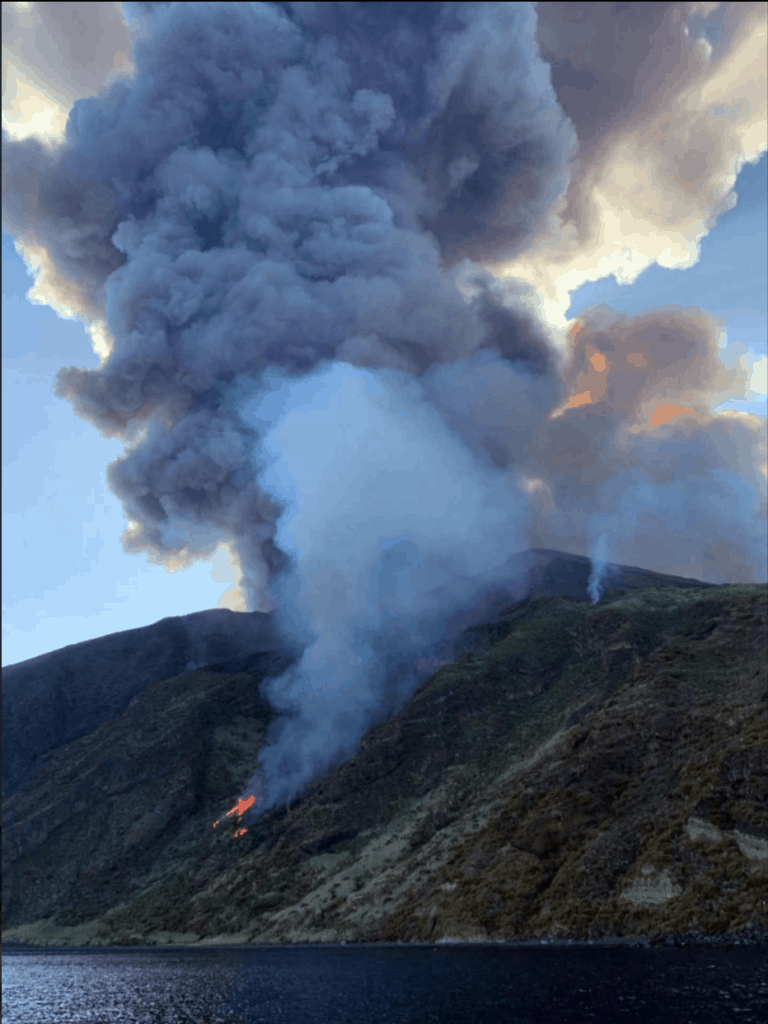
[1,547,712,800]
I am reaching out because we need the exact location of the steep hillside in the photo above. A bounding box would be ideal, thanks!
[3,572,765,948]
[2,609,280,797]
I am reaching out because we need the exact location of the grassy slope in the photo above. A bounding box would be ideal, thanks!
[2,583,766,947]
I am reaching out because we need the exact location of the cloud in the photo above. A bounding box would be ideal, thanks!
[2,2,134,144]
[2,3,136,354]
[527,304,767,590]
[497,1,768,328]
[750,354,768,396]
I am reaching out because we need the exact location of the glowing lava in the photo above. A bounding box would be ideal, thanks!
[212,793,256,837]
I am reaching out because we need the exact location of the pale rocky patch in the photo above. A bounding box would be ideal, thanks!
[732,831,768,862]
[685,817,723,843]
[619,866,682,908]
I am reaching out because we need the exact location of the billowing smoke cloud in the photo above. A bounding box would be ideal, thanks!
[500,1,768,328]
[2,2,766,811]
[2,2,135,355]
[240,359,535,806]
[3,0,573,612]
[528,305,767,594]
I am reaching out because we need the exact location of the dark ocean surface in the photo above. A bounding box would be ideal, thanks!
[2,943,766,1024]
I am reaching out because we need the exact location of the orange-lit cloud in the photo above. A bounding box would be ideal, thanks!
[649,403,697,428]
[527,303,765,584]
[566,390,593,410]
[562,304,750,426]
[562,346,612,409]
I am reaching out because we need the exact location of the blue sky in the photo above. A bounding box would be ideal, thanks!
[3,151,765,667]
[1,242,241,666]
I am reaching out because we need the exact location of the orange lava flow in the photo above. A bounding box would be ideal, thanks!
[212,793,256,830]
[228,794,256,817]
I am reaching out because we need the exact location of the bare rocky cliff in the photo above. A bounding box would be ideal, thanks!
[2,552,765,948]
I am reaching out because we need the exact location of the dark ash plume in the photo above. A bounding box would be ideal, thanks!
[3,2,765,811]
[3,0,573,612]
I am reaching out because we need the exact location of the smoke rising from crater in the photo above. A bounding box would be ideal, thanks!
[2,2,766,810]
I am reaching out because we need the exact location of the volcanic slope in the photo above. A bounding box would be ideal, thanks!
[2,608,280,798]
[1,547,703,800]
[2,554,766,946]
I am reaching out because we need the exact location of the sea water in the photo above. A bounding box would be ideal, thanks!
[2,943,766,1023]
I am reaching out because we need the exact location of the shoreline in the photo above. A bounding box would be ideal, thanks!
[4,933,766,951]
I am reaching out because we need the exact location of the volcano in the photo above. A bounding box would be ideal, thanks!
[2,550,765,949]
[1,548,709,800]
